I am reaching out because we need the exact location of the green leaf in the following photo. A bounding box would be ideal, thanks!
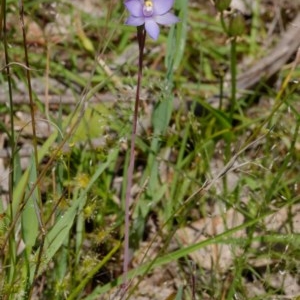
[13,132,57,218]
[152,94,174,135]
[173,0,188,71]
[175,286,183,300]
[21,156,39,251]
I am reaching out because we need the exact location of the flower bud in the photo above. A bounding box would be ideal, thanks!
[228,11,245,37]
[215,0,231,12]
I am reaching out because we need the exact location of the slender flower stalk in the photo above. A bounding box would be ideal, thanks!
[122,25,146,293]
[122,0,178,295]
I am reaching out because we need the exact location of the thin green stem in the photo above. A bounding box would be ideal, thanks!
[230,36,237,122]
[219,74,224,110]
[220,11,228,35]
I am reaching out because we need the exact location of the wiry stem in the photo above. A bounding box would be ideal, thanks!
[2,0,15,217]
[2,0,17,288]
[230,36,237,122]
[122,25,146,295]
[19,2,45,297]
[19,0,39,173]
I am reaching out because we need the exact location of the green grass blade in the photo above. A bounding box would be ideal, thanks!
[172,0,188,71]
[83,210,273,299]
[12,132,58,218]
[30,149,118,280]
[21,156,39,251]
[66,241,121,300]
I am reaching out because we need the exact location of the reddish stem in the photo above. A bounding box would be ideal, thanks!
[122,26,146,295]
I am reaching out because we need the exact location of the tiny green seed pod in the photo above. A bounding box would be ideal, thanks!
[215,0,231,12]
[228,11,246,37]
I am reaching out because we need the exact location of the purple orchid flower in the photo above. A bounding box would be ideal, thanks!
[125,0,179,40]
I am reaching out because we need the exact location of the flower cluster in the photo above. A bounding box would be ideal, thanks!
[124,0,179,40]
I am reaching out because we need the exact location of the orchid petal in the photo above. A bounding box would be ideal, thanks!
[125,0,143,17]
[126,16,145,26]
[152,0,174,15]
[155,12,179,25]
[145,19,160,40]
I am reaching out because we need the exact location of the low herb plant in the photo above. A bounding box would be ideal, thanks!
[0,0,300,299]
